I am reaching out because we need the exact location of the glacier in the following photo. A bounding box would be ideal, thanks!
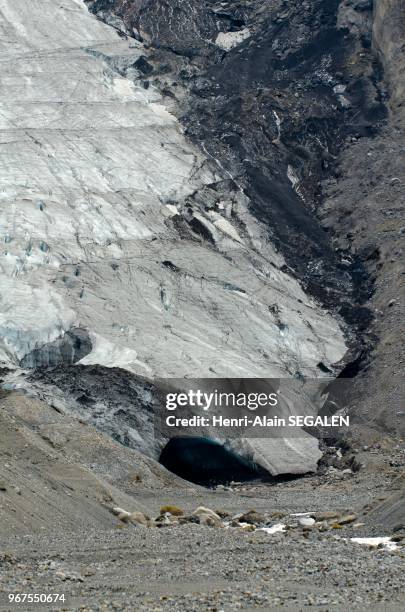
[0,0,348,475]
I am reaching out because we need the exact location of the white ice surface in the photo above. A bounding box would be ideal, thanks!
[78,332,152,374]
[0,277,76,363]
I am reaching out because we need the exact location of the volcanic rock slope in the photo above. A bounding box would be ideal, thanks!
[0,0,402,474]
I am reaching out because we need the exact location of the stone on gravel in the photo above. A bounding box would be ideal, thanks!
[160,505,184,516]
[178,515,200,525]
[193,506,221,520]
[198,514,223,528]
[112,507,132,522]
[130,512,150,527]
[112,507,128,516]
[312,511,341,521]
[318,521,330,532]
[271,511,288,519]
[336,514,357,525]
[55,571,84,582]
[391,532,405,542]
[215,510,231,519]
[154,514,175,527]
[240,524,256,532]
[239,510,267,526]
[299,517,316,527]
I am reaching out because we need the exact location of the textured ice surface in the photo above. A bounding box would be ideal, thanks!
[0,277,76,364]
[0,0,348,474]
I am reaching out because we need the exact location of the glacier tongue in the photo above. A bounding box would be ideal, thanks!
[0,0,348,474]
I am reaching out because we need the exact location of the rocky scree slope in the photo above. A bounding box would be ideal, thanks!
[320,0,405,437]
[0,390,188,536]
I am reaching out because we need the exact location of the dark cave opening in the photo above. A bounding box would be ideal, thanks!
[159,437,266,487]
[157,436,313,488]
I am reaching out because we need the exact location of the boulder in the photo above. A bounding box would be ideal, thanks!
[160,505,184,516]
[337,513,357,525]
[240,524,256,532]
[238,510,267,526]
[312,511,341,521]
[154,514,176,527]
[298,517,315,527]
[192,506,223,527]
[112,507,132,522]
[130,512,150,527]
[198,514,223,527]
[215,510,231,519]
[192,506,221,520]
[271,511,287,520]
[178,515,200,525]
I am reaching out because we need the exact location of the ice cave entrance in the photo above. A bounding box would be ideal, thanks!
[159,436,264,487]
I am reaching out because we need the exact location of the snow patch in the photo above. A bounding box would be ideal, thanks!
[273,110,281,141]
[215,29,251,51]
[259,523,286,535]
[350,537,398,551]
[287,165,304,201]
[287,165,300,189]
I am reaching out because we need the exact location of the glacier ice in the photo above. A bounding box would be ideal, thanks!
[0,0,349,475]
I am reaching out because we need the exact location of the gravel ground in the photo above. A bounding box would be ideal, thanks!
[0,520,404,611]
[1,393,403,610]
[1,462,404,612]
